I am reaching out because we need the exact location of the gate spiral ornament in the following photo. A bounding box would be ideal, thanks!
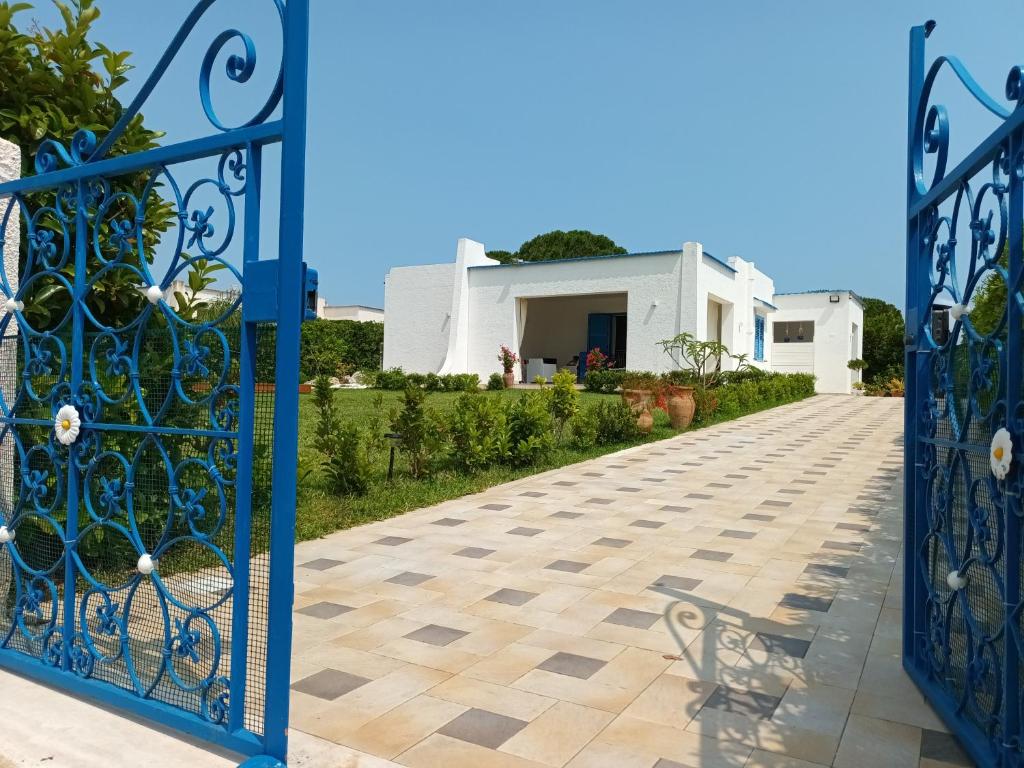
[0,1,309,765]
[906,20,1024,768]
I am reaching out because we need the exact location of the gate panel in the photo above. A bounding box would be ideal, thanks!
[0,2,308,763]
[905,21,1024,767]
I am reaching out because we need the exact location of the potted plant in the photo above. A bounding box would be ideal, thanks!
[498,345,519,389]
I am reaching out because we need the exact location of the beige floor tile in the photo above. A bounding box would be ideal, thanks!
[500,701,615,766]
[597,714,753,767]
[428,674,557,721]
[399,734,549,768]
[833,714,921,768]
[621,673,716,729]
[744,750,830,768]
[342,694,467,759]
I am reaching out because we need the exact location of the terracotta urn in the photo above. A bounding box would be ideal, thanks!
[666,387,696,429]
[503,371,516,389]
[637,408,654,434]
[622,388,654,414]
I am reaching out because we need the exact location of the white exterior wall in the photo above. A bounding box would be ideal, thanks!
[383,262,456,372]
[771,292,864,394]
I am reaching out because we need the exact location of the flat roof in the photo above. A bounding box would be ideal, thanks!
[774,289,864,308]
[467,248,681,269]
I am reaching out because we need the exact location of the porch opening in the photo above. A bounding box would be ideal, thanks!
[772,319,815,373]
[517,292,627,381]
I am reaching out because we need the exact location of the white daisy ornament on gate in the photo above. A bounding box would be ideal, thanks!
[949,303,969,322]
[54,404,81,446]
[990,427,1013,481]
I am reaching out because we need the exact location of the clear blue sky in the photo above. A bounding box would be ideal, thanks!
[21,0,1024,308]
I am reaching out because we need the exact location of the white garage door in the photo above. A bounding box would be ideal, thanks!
[772,343,814,373]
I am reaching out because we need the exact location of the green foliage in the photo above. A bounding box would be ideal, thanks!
[390,386,437,478]
[691,385,719,425]
[567,406,599,449]
[311,376,368,495]
[970,249,1008,336]
[592,400,641,444]
[704,372,817,422]
[658,332,741,388]
[486,230,627,264]
[507,391,555,466]
[847,358,868,371]
[174,258,227,322]
[487,372,505,391]
[547,369,579,439]
[861,297,905,380]
[583,368,627,393]
[371,367,478,392]
[444,393,511,472]
[0,0,174,329]
[299,319,383,379]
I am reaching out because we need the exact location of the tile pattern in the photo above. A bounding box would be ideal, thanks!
[288,396,957,768]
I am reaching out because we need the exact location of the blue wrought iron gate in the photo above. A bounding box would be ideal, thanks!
[0,2,309,765]
[905,21,1024,767]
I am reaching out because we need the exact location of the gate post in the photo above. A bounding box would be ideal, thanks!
[0,138,17,621]
[902,20,930,669]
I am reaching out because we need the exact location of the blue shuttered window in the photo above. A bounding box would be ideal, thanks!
[754,314,765,361]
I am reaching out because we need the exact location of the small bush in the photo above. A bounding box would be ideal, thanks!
[405,372,426,389]
[508,391,555,466]
[583,369,626,393]
[311,376,369,495]
[391,386,437,477]
[450,373,481,392]
[548,369,580,440]
[445,393,511,471]
[374,367,408,390]
[692,385,719,425]
[487,372,505,391]
[424,372,444,391]
[567,406,599,449]
[593,400,640,444]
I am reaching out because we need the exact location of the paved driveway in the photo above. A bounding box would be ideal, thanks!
[287,395,966,768]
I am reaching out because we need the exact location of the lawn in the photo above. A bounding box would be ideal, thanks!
[292,388,675,542]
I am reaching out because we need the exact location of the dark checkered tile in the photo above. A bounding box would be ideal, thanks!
[545,559,590,573]
[700,685,781,720]
[594,537,631,548]
[295,601,354,619]
[486,588,538,606]
[537,651,606,679]
[375,536,411,546]
[604,607,660,629]
[438,708,528,749]
[751,632,812,658]
[292,669,369,700]
[780,592,834,613]
[386,571,434,587]
[692,549,731,562]
[299,558,345,571]
[405,624,469,646]
[454,547,495,559]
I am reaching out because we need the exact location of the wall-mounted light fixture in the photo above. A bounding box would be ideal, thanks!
[829,294,840,303]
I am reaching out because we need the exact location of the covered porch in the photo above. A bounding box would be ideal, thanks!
[516,292,628,382]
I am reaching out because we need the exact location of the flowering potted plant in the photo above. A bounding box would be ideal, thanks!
[498,345,519,388]
[586,347,613,372]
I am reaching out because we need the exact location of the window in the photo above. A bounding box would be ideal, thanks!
[773,320,815,343]
[754,314,765,361]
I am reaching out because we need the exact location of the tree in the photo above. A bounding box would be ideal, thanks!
[969,250,1007,337]
[0,0,173,328]
[486,230,627,264]
[861,297,905,380]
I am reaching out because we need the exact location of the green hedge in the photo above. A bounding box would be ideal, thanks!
[707,372,816,421]
[255,320,384,381]
[373,367,481,392]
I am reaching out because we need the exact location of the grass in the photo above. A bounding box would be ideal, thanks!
[293,388,676,542]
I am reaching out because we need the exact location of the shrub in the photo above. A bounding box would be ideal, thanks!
[487,372,505,391]
[547,370,580,440]
[567,406,599,449]
[451,373,481,392]
[445,394,511,472]
[583,369,626,393]
[508,391,555,466]
[662,368,698,387]
[391,386,436,478]
[311,376,369,495]
[406,372,426,389]
[593,400,640,444]
[374,367,408,390]
[692,385,719,425]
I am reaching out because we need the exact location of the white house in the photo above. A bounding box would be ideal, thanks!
[771,290,864,394]
[384,238,863,393]
[314,299,384,323]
